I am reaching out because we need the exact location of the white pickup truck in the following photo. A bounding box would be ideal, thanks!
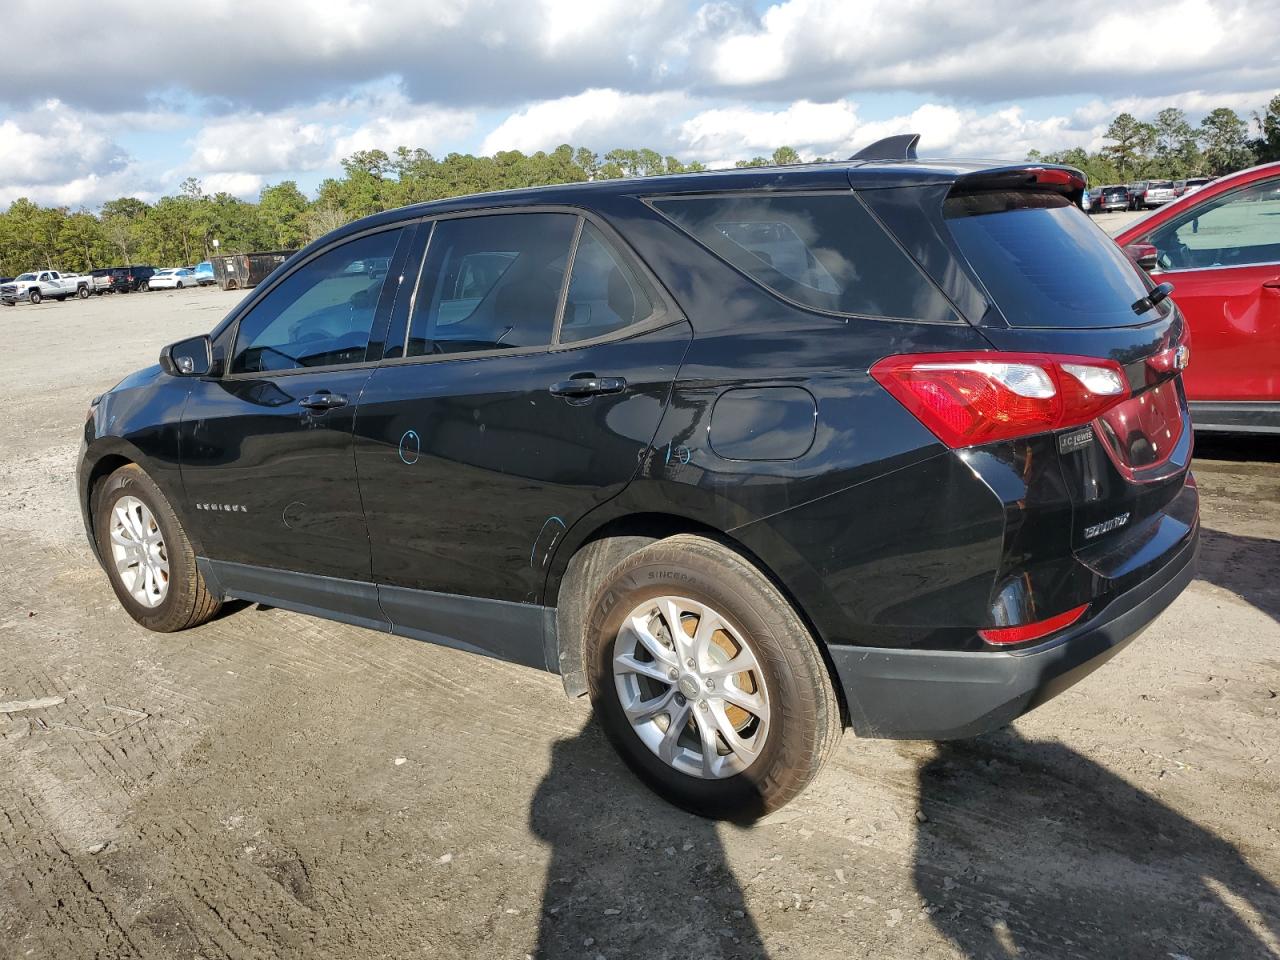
[1,270,93,305]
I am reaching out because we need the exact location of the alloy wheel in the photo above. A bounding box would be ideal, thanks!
[612,595,771,779]
[109,495,169,607]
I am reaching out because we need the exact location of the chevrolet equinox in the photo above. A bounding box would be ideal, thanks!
[79,136,1199,820]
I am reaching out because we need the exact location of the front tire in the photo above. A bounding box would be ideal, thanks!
[93,464,221,632]
[29,289,41,305]
[584,535,841,820]
[139,280,150,292]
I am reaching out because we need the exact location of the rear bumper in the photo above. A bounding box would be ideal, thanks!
[830,522,1198,740]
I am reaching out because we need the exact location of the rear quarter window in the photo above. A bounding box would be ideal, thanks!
[650,192,957,322]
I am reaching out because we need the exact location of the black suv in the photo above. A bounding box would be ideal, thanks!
[78,137,1198,819]
[110,265,157,292]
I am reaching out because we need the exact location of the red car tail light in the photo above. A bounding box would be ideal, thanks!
[870,352,1129,448]
[979,604,1089,645]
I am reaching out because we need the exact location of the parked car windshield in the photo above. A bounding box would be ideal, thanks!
[15,273,35,281]
[945,190,1157,328]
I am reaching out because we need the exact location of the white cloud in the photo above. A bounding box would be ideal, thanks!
[2,0,1278,206]
[200,172,267,197]
[679,99,860,161]
[330,96,476,160]
[175,89,477,200]
[190,116,334,175]
[480,89,688,154]
[690,0,1277,102]
[0,99,174,207]
[0,100,127,186]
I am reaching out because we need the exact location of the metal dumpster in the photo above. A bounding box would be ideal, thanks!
[210,250,297,291]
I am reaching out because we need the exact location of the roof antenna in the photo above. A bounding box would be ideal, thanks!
[848,133,920,162]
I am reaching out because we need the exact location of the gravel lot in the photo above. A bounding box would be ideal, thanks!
[2,244,1278,960]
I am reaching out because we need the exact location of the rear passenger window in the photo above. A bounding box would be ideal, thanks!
[559,222,657,344]
[407,213,576,357]
[651,193,955,321]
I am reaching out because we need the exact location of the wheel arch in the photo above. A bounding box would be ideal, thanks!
[80,442,199,565]
[548,510,851,727]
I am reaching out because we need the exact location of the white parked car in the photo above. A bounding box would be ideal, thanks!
[147,268,201,290]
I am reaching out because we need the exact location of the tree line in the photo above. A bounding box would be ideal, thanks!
[1,98,1276,277]
[1029,95,1280,187]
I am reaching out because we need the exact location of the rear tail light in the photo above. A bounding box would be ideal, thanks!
[870,352,1129,448]
[979,604,1089,645]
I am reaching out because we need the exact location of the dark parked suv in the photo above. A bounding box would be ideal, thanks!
[110,265,157,292]
[78,137,1198,819]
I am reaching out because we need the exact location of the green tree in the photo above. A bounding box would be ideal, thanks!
[771,146,801,165]
[1251,93,1280,163]
[258,181,310,249]
[1199,107,1254,175]
[1152,107,1200,175]
[1102,113,1156,178]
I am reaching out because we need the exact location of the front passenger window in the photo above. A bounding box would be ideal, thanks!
[231,228,403,374]
[1147,178,1280,270]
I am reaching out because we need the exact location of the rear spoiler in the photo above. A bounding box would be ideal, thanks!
[950,165,1086,202]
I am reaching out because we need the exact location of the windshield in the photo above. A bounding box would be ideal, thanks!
[16,273,35,281]
[945,191,1160,328]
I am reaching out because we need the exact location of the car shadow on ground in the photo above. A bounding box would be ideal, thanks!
[1196,527,1280,623]
[913,729,1280,958]
[1194,434,1280,464]
[528,724,767,959]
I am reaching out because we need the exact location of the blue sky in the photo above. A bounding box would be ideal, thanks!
[1,0,1276,208]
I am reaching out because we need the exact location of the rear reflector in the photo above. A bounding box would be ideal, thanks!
[870,352,1129,448]
[979,604,1088,645]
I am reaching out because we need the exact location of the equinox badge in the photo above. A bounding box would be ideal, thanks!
[1084,512,1130,539]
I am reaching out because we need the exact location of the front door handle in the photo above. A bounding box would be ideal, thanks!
[549,376,627,399]
[299,392,348,411]
[1262,277,1280,294]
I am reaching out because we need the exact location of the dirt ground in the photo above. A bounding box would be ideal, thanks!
[1,275,1278,960]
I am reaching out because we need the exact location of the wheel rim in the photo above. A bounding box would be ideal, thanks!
[613,595,771,780]
[109,495,169,607]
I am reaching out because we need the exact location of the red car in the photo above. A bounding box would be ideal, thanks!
[1115,162,1280,433]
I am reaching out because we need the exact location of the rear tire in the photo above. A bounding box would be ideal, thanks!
[93,464,222,632]
[584,534,842,820]
[77,285,89,299]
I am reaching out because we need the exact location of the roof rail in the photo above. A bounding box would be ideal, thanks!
[848,133,920,162]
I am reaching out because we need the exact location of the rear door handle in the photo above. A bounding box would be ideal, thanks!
[299,392,348,411]
[549,376,627,398]
[1262,277,1280,292]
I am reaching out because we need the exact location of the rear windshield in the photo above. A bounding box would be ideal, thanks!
[1102,187,1127,197]
[651,192,956,322]
[945,191,1158,328]
[1149,180,1174,189]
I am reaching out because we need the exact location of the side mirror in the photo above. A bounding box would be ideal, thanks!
[160,334,213,377]
[1124,242,1159,273]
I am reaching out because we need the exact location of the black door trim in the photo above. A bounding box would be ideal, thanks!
[197,559,558,671]
[199,559,389,631]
